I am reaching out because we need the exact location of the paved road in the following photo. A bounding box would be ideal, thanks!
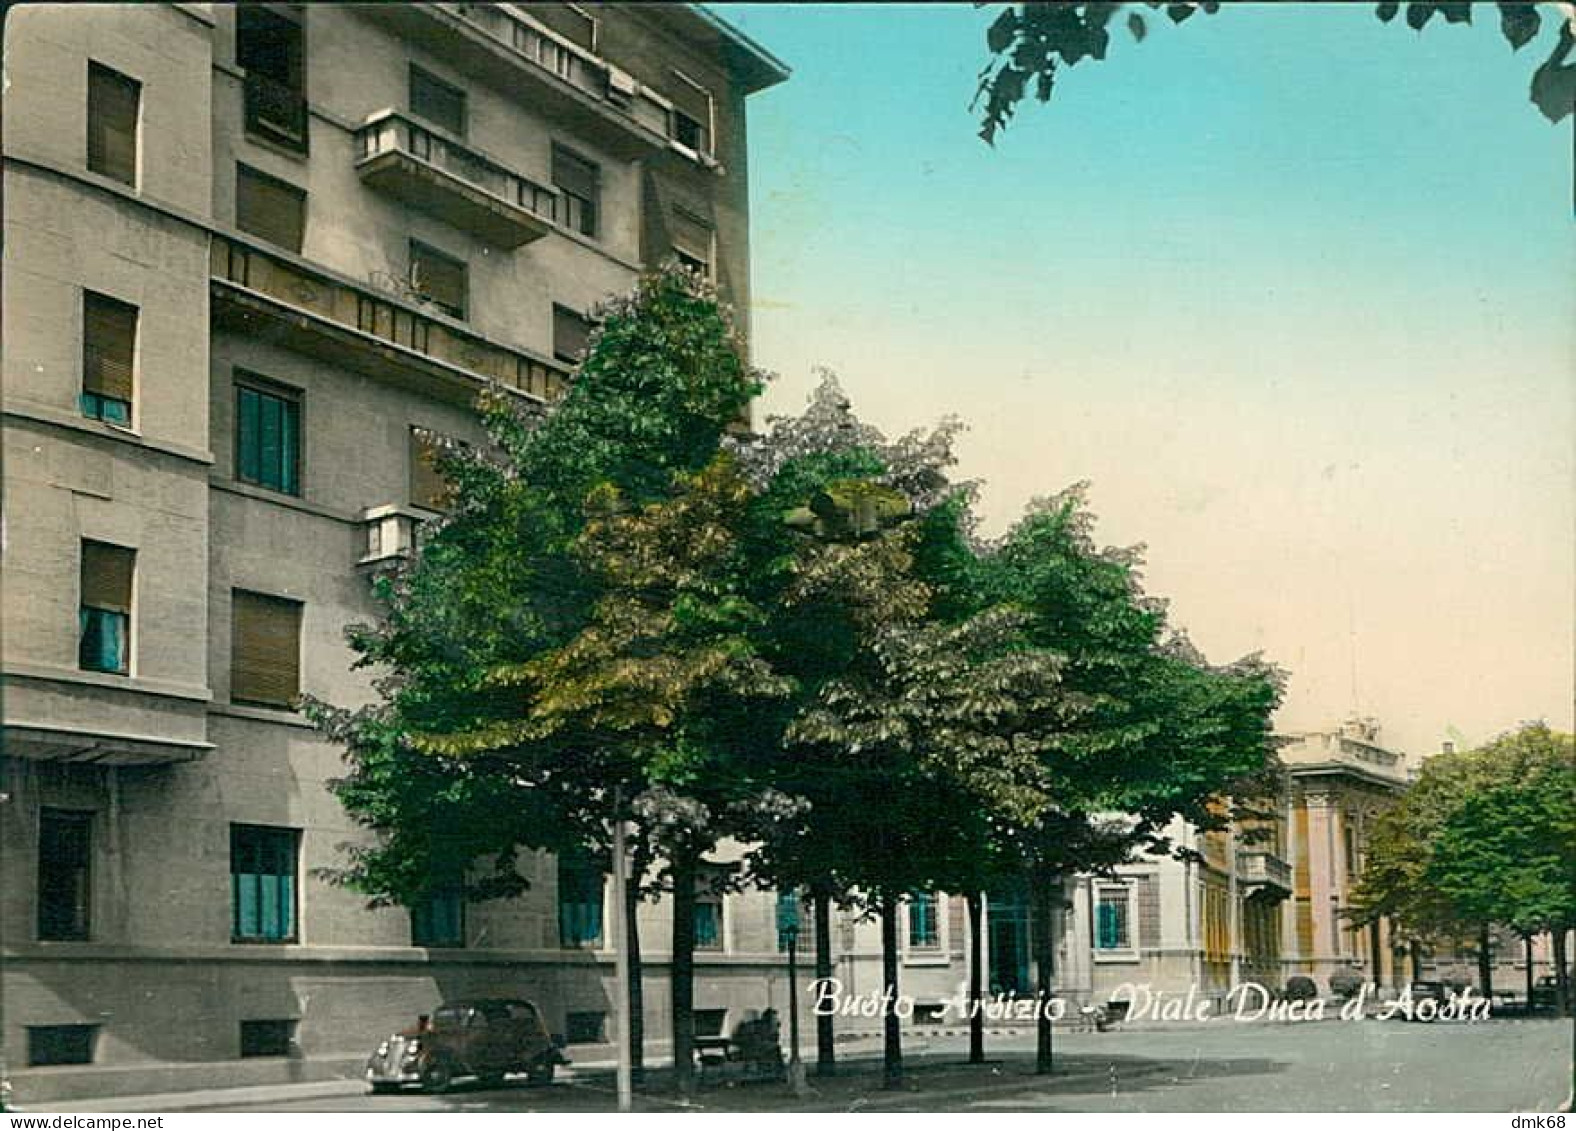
[187,1016,1571,1113]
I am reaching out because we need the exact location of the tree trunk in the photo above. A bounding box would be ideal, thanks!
[1524,933,1535,1011]
[880,893,903,1090]
[670,850,698,1098]
[1553,928,1570,1017]
[1477,922,1493,1000]
[967,890,985,1064]
[1409,939,1423,983]
[1031,868,1056,1076]
[625,867,645,1086]
[813,884,835,1077]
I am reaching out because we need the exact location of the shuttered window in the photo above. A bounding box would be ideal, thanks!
[558,856,603,948]
[552,304,593,364]
[236,165,306,253]
[79,541,134,674]
[87,62,139,185]
[81,292,136,425]
[409,241,467,320]
[409,65,466,137]
[668,73,712,156]
[231,590,301,708]
[552,146,599,238]
[230,824,299,942]
[670,207,714,280]
[409,427,451,511]
[235,376,301,496]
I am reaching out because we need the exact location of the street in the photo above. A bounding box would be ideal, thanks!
[182,1016,1571,1114]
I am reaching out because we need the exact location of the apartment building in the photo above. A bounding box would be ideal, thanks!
[0,2,787,1102]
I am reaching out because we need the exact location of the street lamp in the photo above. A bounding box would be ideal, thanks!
[776,891,809,1096]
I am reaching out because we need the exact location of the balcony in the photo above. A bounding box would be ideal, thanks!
[1236,850,1294,900]
[356,5,681,162]
[243,72,309,154]
[210,234,570,407]
[355,111,557,249]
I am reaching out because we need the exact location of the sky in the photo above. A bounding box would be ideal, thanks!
[721,2,1574,761]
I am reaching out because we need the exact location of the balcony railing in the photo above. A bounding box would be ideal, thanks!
[355,111,558,248]
[243,72,309,153]
[446,3,697,158]
[1237,850,1294,896]
[211,234,569,405]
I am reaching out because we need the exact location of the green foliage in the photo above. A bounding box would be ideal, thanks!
[308,265,763,907]
[1351,723,1576,940]
[976,2,1575,144]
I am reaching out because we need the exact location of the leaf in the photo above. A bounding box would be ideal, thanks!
[1167,3,1195,23]
[1128,11,1148,41]
[987,7,1019,54]
[1376,1,1400,21]
[1530,31,1576,122]
[1034,69,1055,102]
[1439,2,1471,24]
[1498,2,1541,50]
[1406,3,1437,31]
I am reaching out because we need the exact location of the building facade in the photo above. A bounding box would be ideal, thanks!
[0,1,787,1103]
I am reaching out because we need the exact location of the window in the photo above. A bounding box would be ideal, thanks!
[908,892,939,950]
[669,207,714,281]
[236,164,306,252]
[411,879,464,948]
[238,6,307,152]
[87,62,139,185]
[239,1019,295,1057]
[552,146,599,238]
[668,72,712,157]
[409,427,452,512]
[235,376,301,495]
[558,855,603,948]
[1095,886,1133,951]
[79,541,134,675]
[409,241,467,320]
[37,809,93,941]
[230,824,299,942]
[81,291,137,426]
[409,65,466,137]
[694,871,724,952]
[565,1011,606,1045]
[28,1025,97,1067]
[552,304,593,364]
[230,590,302,708]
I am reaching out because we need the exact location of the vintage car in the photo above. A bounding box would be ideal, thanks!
[365,998,567,1093]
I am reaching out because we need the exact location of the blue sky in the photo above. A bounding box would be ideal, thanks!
[721,3,1574,758]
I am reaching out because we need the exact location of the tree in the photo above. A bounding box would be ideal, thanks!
[975,2,1576,144]
[972,485,1285,1072]
[1351,723,1576,1004]
[309,266,764,1087]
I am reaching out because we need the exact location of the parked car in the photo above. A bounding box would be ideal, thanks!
[365,999,567,1094]
[1530,975,1562,1012]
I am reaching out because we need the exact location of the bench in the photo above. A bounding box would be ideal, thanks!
[693,1008,784,1080]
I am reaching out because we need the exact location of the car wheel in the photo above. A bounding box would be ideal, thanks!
[527,1062,555,1086]
[420,1057,455,1094]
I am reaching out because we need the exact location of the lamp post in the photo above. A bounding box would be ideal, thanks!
[777,892,808,1095]
[610,789,632,1113]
